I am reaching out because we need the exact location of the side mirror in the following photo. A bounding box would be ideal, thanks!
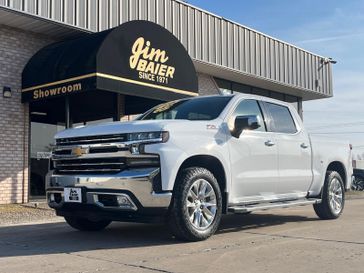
[231,115,260,138]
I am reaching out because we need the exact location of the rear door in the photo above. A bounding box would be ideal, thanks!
[262,102,312,196]
[228,99,279,203]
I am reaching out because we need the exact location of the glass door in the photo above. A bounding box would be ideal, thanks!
[30,122,65,197]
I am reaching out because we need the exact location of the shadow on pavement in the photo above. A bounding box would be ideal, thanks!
[218,212,318,235]
[0,213,318,258]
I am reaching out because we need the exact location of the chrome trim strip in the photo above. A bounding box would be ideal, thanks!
[152,192,173,198]
[229,198,322,213]
[55,162,124,167]
[54,138,163,150]
[52,152,127,160]
[57,169,122,173]
[54,142,128,151]
[57,136,126,145]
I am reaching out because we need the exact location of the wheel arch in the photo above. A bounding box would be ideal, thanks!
[327,161,347,189]
[176,155,228,213]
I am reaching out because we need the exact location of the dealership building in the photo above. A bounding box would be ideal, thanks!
[0,0,334,204]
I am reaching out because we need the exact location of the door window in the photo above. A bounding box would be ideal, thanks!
[230,99,266,132]
[265,102,297,134]
[30,122,65,196]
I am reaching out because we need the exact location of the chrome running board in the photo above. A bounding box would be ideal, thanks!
[228,198,321,213]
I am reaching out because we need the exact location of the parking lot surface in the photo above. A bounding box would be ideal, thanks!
[0,198,363,273]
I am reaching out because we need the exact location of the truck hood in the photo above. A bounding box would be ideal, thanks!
[55,119,220,139]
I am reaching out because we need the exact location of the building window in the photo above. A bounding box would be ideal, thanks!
[214,77,301,112]
[214,78,233,95]
[232,82,251,94]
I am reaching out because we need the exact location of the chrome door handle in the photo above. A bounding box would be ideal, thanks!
[265,140,275,147]
[301,143,309,149]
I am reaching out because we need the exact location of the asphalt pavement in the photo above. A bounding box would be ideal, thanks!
[0,198,363,273]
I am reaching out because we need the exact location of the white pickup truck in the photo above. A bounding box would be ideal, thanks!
[47,94,353,241]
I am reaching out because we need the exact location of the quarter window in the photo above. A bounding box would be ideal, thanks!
[230,100,266,132]
[265,102,297,133]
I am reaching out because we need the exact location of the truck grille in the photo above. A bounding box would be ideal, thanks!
[54,158,126,174]
[53,134,159,174]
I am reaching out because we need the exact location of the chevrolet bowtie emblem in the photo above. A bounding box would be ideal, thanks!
[71,147,88,157]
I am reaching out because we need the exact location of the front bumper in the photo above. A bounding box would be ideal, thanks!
[46,167,172,213]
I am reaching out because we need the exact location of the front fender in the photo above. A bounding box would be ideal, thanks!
[144,132,231,192]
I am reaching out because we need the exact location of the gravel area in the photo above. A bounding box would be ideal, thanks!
[0,203,60,226]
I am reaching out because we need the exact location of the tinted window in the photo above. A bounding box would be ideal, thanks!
[265,102,297,133]
[231,99,266,132]
[139,96,232,121]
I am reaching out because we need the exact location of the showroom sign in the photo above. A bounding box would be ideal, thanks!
[22,20,198,102]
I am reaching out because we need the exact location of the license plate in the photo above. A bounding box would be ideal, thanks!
[64,188,82,203]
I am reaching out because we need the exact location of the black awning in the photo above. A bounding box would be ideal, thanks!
[22,20,198,102]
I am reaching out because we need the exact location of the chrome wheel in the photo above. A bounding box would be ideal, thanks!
[186,179,217,230]
[329,178,343,214]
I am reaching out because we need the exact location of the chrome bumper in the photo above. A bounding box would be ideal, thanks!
[46,168,172,210]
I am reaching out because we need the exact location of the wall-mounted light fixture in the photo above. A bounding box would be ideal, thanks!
[322,57,337,65]
[3,86,12,98]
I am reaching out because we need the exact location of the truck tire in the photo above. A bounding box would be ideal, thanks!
[168,167,222,241]
[313,171,345,220]
[64,216,111,231]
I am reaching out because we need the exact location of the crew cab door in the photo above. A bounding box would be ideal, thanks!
[227,99,279,203]
[262,102,312,196]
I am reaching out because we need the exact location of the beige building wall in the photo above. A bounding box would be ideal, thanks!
[0,25,53,204]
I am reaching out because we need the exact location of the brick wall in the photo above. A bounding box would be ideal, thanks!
[0,25,53,204]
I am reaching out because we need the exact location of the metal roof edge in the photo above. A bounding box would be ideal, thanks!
[192,58,331,101]
[0,5,93,35]
[172,0,330,60]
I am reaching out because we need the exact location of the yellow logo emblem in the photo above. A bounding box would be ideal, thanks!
[71,147,88,157]
[129,37,175,84]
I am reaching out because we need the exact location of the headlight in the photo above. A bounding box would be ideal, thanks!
[127,131,169,143]
[127,131,169,155]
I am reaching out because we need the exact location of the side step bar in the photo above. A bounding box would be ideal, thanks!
[228,198,321,214]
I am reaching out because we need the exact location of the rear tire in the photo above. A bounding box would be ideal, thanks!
[168,167,222,241]
[313,171,345,219]
[64,216,111,231]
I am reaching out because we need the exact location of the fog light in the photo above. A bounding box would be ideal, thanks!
[116,195,136,210]
[117,195,129,205]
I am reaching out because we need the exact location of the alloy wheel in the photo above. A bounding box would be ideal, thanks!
[186,179,217,230]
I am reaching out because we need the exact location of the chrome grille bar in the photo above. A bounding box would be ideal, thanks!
[57,169,122,173]
[56,134,127,146]
[55,162,125,167]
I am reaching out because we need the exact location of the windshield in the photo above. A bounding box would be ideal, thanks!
[138,96,233,121]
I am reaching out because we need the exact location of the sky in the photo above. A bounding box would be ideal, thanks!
[187,0,364,158]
